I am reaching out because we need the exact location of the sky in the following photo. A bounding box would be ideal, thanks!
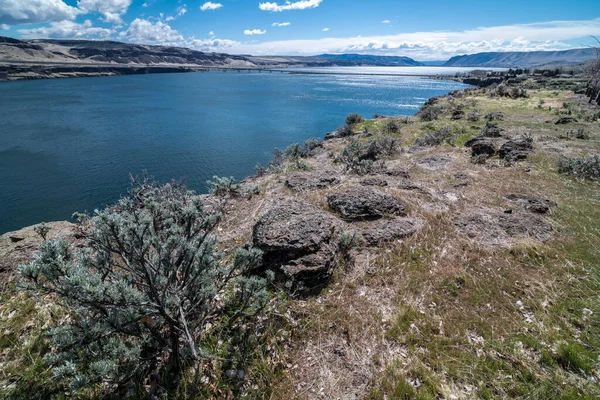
[0,0,600,60]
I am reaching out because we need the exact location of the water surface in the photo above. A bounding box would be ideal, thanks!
[0,69,468,233]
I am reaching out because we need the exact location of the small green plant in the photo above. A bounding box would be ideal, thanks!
[471,154,489,164]
[345,112,365,126]
[467,111,481,121]
[382,118,401,134]
[417,105,443,121]
[336,137,397,174]
[414,127,454,146]
[33,222,51,240]
[557,154,600,180]
[207,175,239,197]
[336,124,356,137]
[338,232,363,269]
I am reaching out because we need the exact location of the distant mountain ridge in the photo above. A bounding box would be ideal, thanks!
[443,48,597,68]
[0,36,253,67]
[314,53,423,66]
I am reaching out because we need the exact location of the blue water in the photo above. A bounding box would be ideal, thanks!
[0,69,468,233]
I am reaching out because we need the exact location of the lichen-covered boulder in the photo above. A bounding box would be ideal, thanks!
[252,199,339,292]
[499,140,533,161]
[505,194,557,214]
[358,218,421,246]
[284,172,340,192]
[327,187,407,220]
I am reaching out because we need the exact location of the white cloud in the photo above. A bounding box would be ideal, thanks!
[0,0,80,25]
[244,29,267,35]
[119,18,183,44]
[1,24,11,30]
[259,0,322,12]
[272,22,291,27]
[186,37,239,52]
[209,31,215,36]
[219,18,600,59]
[18,19,113,39]
[77,0,132,24]
[200,2,222,11]
[382,20,390,24]
[322,27,329,32]
[166,4,187,21]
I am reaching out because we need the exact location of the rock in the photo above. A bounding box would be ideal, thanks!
[327,188,407,220]
[470,139,497,157]
[498,140,533,161]
[357,218,421,246]
[505,194,557,214]
[398,181,421,191]
[285,171,340,192]
[413,155,453,170]
[360,177,388,187]
[252,199,339,291]
[454,208,553,246]
[555,117,578,124]
[384,167,410,179]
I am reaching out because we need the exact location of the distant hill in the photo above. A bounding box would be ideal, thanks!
[443,48,597,68]
[314,54,423,66]
[0,36,253,67]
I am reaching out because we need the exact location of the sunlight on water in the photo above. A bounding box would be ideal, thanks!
[0,70,469,233]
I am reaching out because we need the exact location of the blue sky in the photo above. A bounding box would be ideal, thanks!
[1,0,600,59]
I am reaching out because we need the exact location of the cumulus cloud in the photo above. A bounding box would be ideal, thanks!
[200,2,222,11]
[259,0,322,12]
[166,4,187,21]
[322,27,329,32]
[77,0,132,24]
[186,37,239,52]
[219,18,600,59]
[1,24,11,30]
[119,18,183,44]
[18,19,113,39]
[0,0,80,25]
[272,22,290,27]
[244,29,267,35]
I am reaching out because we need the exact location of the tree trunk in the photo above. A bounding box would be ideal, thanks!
[166,331,181,388]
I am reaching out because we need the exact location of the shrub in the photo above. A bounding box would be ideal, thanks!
[345,112,365,126]
[467,112,481,121]
[207,175,239,197]
[485,112,504,121]
[336,124,356,138]
[417,105,443,121]
[557,154,600,180]
[338,232,363,268]
[33,222,51,240]
[480,121,502,137]
[336,138,397,174]
[261,138,322,174]
[382,118,401,134]
[18,178,270,394]
[414,127,454,147]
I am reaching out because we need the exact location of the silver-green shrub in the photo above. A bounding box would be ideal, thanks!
[18,178,270,393]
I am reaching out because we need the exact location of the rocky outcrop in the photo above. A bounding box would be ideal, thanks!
[327,188,407,220]
[505,194,557,214]
[454,208,553,246]
[252,199,339,292]
[285,172,340,191]
[499,140,534,161]
[356,218,421,246]
[470,139,497,157]
[360,177,388,187]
